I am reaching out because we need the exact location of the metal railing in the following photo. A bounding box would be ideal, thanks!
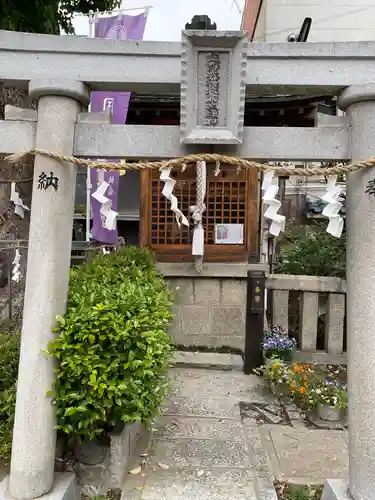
[0,240,114,323]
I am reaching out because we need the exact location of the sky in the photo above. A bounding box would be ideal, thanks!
[73,0,245,41]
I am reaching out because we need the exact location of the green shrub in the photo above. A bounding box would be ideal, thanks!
[48,247,174,440]
[275,221,346,278]
[0,333,20,460]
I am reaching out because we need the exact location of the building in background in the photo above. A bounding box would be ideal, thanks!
[240,0,364,248]
[241,0,375,42]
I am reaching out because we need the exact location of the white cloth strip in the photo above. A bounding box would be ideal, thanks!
[160,167,189,228]
[10,183,30,219]
[320,175,344,238]
[261,172,286,237]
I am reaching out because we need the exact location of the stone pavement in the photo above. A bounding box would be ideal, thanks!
[260,426,348,485]
[121,366,276,500]
[119,364,349,500]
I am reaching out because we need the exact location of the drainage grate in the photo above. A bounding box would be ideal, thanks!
[239,402,291,425]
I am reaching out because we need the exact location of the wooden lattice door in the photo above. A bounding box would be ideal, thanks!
[140,163,259,262]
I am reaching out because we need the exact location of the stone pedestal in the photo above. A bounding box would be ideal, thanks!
[336,84,375,500]
[8,79,89,500]
[75,422,144,493]
[1,473,77,500]
[321,479,351,500]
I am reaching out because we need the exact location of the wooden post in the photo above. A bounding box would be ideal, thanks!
[244,270,266,374]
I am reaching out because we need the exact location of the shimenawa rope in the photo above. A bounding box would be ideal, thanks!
[5,148,375,177]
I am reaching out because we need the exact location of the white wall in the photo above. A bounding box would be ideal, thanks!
[254,0,375,42]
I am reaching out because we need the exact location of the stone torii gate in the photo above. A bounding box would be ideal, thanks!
[0,28,374,500]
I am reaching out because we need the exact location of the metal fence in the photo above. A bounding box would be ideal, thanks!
[0,240,116,323]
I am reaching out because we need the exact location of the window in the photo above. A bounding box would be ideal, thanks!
[140,162,259,262]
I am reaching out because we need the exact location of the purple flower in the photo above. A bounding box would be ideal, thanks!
[263,329,296,352]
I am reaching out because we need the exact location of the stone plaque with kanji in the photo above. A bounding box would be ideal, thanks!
[180,30,248,145]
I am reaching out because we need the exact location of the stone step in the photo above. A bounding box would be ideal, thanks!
[172,351,243,371]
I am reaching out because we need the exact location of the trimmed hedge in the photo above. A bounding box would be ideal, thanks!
[48,247,174,439]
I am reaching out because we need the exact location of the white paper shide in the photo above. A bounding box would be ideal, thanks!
[160,167,189,228]
[12,249,22,283]
[91,170,118,231]
[10,183,30,219]
[320,175,344,238]
[261,171,285,237]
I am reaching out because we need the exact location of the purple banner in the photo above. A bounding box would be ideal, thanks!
[90,12,147,244]
[90,163,120,244]
[91,92,131,125]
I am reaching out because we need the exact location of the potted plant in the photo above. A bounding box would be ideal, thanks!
[260,358,291,399]
[263,326,296,362]
[311,379,348,421]
[47,247,174,491]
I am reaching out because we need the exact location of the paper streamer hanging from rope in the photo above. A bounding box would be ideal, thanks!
[320,176,344,238]
[261,171,286,236]
[160,167,189,228]
[10,183,29,219]
[91,170,118,231]
[214,161,221,176]
[12,249,22,282]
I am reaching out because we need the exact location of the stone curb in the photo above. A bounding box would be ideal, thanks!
[172,351,244,371]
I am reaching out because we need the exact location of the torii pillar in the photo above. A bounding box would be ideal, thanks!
[323,84,375,500]
[2,79,90,500]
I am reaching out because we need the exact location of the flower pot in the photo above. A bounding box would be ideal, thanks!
[264,351,293,363]
[317,404,342,422]
[74,437,109,465]
[270,382,278,395]
[265,358,276,367]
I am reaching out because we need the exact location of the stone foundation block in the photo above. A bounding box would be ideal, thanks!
[179,306,212,338]
[75,421,143,494]
[166,278,194,305]
[321,479,350,500]
[212,306,245,339]
[172,334,244,350]
[0,473,77,500]
[193,279,220,305]
[220,279,246,306]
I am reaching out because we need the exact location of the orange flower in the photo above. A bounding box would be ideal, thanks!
[298,386,306,393]
[294,364,308,373]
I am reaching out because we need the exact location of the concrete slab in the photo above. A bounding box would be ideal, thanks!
[255,474,279,500]
[122,367,350,500]
[243,425,272,475]
[259,426,348,484]
[150,438,251,469]
[173,351,243,371]
[153,416,245,442]
[140,468,257,500]
[162,396,241,420]
[169,368,276,405]
[120,367,281,500]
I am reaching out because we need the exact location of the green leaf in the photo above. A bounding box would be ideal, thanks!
[47,246,174,440]
[56,315,65,326]
[64,407,77,417]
